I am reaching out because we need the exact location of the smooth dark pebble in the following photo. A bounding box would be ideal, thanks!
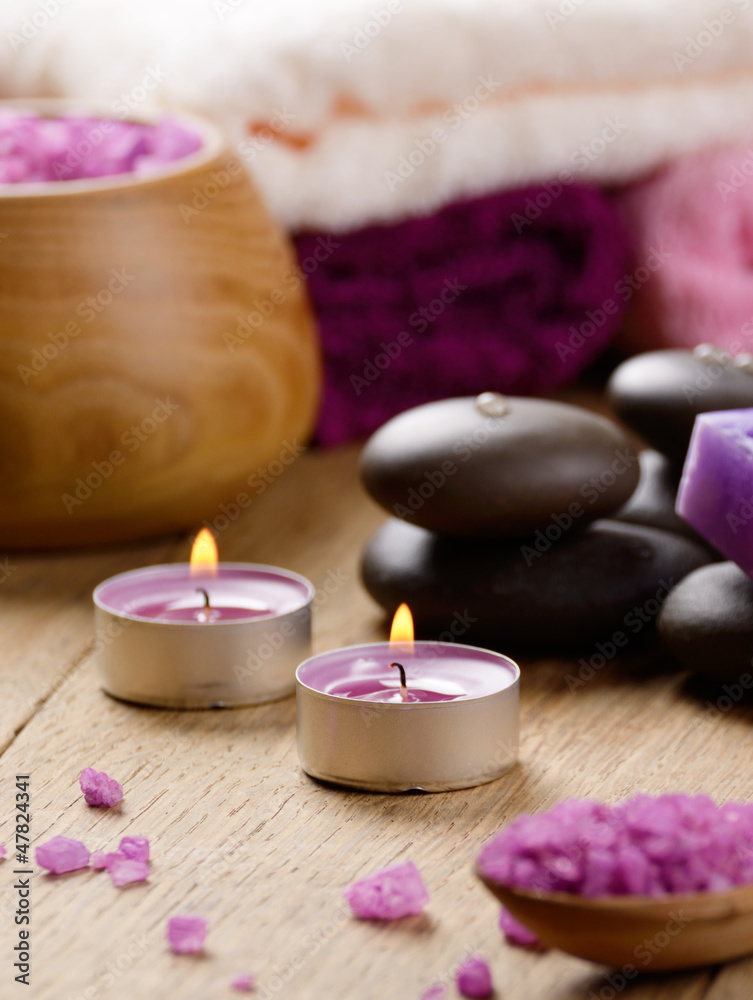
[361,517,713,648]
[360,395,639,539]
[658,562,753,680]
[607,349,753,466]
[611,449,718,553]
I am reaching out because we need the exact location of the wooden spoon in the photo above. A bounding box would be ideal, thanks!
[478,870,753,970]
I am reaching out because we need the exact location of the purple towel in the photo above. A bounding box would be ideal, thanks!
[296,184,630,446]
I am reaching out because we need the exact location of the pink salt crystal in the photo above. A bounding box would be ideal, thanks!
[91,850,108,871]
[119,836,149,863]
[0,844,6,859]
[478,794,753,899]
[230,972,256,991]
[456,955,493,998]
[343,860,429,920]
[36,835,90,874]
[499,907,544,951]
[108,857,150,888]
[79,767,123,808]
[421,985,446,1000]
[167,913,208,954]
[103,851,127,869]
[0,112,201,183]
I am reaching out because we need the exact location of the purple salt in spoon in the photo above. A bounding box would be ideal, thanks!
[476,796,753,970]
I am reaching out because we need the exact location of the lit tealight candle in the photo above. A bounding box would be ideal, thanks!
[93,530,314,708]
[295,605,519,793]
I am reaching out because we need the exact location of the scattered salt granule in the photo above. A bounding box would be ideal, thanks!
[108,857,149,888]
[498,907,544,950]
[0,844,6,859]
[344,860,429,920]
[36,836,90,874]
[91,850,108,871]
[420,985,446,1000]
[479,794,753,897]
[456,955,493,998]
[230,972,256,991]
[79,767,123,808]
[119,836,149,863]
[0,111,202,184]
[167,913,208,954]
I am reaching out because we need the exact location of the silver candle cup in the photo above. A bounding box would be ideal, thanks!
[94,563,314,709]
[296,641,519,793]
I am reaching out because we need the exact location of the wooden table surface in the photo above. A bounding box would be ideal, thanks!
[2,423,752,1000]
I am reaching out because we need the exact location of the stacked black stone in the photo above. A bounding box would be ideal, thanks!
[359,392,712,651]
[607,347,753,680]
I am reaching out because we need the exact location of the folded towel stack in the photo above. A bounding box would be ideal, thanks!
[3,0,753,441]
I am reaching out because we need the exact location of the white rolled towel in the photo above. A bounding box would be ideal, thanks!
[2,0,753,231]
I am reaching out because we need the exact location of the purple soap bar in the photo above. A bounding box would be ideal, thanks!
[677,408,753,575]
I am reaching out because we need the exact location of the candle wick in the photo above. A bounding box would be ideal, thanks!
[389,662,409,702]
[195,588,213,622]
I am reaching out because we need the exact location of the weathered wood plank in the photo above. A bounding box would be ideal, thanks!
[0,438,748,999]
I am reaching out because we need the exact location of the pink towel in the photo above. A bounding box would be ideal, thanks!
[618,147,753,356]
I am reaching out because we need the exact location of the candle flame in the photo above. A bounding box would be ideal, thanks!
[389,603,414,655]
[190,528,218,578]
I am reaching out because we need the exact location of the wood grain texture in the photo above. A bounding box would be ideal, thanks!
[0,431,750,999]
[0,101,320,548]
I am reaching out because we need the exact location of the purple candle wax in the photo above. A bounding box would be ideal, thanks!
[93,562,314,708]
[677,408,753,576]
[94,564,311,625]
[295,642,520,792]
[297,643,516,704]
[327,677,465,703]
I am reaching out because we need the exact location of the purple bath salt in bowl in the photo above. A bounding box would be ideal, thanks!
[478,794,753,897]
[0,109,202,183]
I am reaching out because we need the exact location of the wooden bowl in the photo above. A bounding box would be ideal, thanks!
[479,873,753,971]
[0,100,321,548]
